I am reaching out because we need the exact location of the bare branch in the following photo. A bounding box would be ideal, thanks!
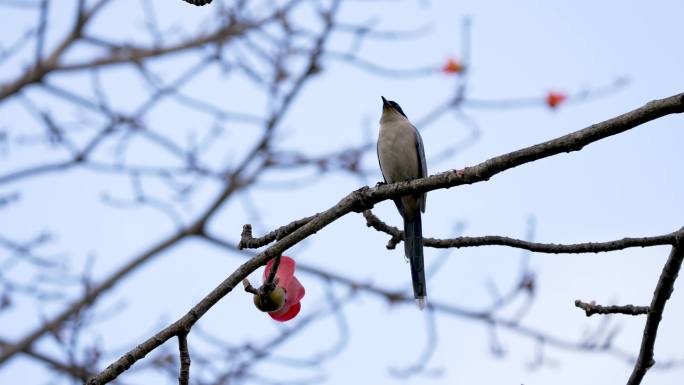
[363,210,683,253]
[177,333,190,385]
[574,300,650,317]
[239,216,318,250]
[242,278,258,295]
[34,0,49,66]
[627,239,684,385]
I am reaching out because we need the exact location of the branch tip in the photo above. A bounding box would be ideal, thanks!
[574,300,649,317]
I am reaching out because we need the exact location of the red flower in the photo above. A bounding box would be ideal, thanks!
[545,91,568,109]
[442,58,464,74]
[262,256,305,322]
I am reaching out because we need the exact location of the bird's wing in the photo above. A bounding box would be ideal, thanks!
[414,125,427,213]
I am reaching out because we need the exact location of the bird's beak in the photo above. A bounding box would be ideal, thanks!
[381,96,389,108]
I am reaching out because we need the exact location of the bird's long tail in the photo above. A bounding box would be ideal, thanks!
[404,211,427,310]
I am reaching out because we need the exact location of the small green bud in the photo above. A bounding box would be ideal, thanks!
[253,287,286,312]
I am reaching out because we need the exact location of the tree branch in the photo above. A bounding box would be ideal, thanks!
[238,216,317,250]
[627,238,684,385]
[177,333,190,385]
[362,210,683,253]
[574,300,649,317]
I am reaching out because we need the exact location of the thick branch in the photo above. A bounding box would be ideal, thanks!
[627,240,684,385]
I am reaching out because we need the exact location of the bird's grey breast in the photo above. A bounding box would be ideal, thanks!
[378,120,420,183]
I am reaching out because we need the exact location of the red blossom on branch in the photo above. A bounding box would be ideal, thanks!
[262,256,305,322]
[546,91,568,109]
[441,57,464,74]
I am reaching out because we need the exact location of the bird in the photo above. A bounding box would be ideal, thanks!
[377,96,428,310]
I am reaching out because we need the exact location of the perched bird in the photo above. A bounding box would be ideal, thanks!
[377,96,428,310]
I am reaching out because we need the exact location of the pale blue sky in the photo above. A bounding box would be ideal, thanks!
[1,1,683,384]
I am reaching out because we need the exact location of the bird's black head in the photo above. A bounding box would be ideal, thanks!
[381,96,407,118]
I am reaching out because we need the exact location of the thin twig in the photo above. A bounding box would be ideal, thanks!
[363,210,683,253]
[239,215,318,249]
[242,278,258,295]
[574,300,649,317]
[34,0,49,67]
